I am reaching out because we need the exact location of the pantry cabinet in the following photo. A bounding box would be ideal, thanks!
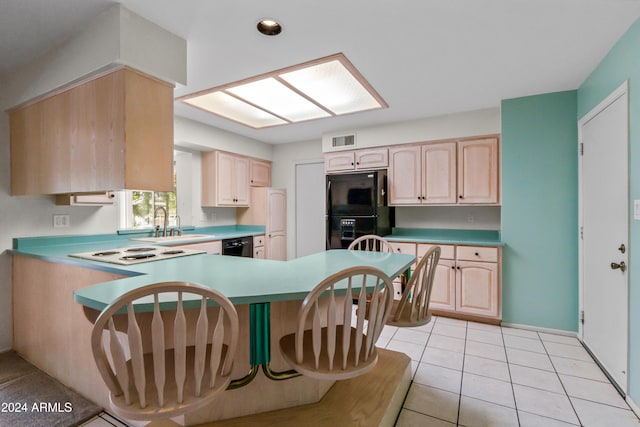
[237,188,287,260]
[388,135,499,206]
[9,67,174,195]
[202,151,250,207]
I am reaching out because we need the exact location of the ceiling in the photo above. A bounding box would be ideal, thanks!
[3,0,640,144]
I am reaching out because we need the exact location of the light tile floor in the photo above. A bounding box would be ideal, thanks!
[81,316,640,427]
[391,316,640,427]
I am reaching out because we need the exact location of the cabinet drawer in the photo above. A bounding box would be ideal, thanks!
[457,246,498,262]
[418,243,455,260]
[388,241,416,257]
[253,235,265,248]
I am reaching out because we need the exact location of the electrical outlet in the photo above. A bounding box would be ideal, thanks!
[466,213,475,223]
[53,214,70,228]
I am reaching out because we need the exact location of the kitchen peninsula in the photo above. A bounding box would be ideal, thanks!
[10,229,414,425]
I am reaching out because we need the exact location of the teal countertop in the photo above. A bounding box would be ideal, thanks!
[73,250,415,312]
[10,225,265,276]
[385,228,503,246]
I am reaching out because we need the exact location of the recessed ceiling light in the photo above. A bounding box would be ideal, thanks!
[257,19,282,36]
[178,53,387,129]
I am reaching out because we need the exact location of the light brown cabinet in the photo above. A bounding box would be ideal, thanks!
[237,188,287,260]
[457,138,499,204]
[253,235,265,259]
[325,148,388,172]
[388,136,499,206]
[9,67,174,195]
[202,151,250,207]
[250,159,272,187]
[388,240,502,322]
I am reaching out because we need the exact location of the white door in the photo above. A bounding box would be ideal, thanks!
[580,82,629,392]
[295,162,325,257]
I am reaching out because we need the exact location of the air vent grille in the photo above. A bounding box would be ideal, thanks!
[332,134,356,148]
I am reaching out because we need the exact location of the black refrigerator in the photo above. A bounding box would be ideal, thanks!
[326,170,394,249]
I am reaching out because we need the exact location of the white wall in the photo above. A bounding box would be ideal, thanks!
[322,107,501,152]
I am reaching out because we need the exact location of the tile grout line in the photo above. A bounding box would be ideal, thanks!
[537,330,584,426]
[456,318,468,427]
[499,325,522,426]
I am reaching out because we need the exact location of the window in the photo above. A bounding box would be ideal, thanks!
[120,172,178,229]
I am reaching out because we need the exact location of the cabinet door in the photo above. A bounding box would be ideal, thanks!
[250,159,271,187]
[458,137,499,204]
[355,148,388,169]
[388,146,422,205]
[234,156,250,206]
[422,142,457,204]
[455,261,499,318]
[325,151,355,172]
[267,189,287,235]
[254,247,265,259]
[429,259,456,312]
[266,233,287,260]
[216,152,237,205]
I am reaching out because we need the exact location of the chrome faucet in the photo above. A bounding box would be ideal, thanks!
[153,207,168,237]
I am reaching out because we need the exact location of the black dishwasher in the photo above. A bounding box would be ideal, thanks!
[221,237,253,257]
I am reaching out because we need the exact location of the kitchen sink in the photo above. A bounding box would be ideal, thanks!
[131,234,214,243]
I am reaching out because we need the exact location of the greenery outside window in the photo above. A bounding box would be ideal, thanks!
[120,172,178,229]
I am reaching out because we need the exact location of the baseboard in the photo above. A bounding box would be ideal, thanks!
[627,395,640,418]
[500,322,577,337]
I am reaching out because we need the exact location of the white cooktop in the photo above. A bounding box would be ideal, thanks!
[69,245,206,265]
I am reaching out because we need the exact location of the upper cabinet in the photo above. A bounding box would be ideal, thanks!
[457,137,499,204]
[250,159,272,187]
[325,147,388,173]
[389,135,499,205]
[9,67,174,195]
[202,151,250,207]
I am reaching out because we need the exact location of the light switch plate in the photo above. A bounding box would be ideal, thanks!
[635,200,640,220]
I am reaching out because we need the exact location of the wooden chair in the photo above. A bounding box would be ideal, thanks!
[387,246,441,327]
[91,282,239,421]
[279,266,394,380]
[348,234,394,252]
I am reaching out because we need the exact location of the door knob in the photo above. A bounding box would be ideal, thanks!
[611,261,626,272]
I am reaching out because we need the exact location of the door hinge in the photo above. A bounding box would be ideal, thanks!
[580,310,584,324]
[580,226,583,240]
[580,142,584,156]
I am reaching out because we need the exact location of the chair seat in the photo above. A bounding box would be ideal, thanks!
[110,344,230,421]
[279,325,379,381]
[387,299,432,327]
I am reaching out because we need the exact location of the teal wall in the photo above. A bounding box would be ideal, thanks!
[501,90,579,332]
[578,17,640,404]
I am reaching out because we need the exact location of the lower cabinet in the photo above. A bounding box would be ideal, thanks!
[253,235,265,259]
[389,240,502,321]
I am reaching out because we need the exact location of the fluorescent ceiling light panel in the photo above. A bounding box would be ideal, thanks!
[226,78,331,122]
[183,91,286,128]
[178,53,386,129]
[279,60,382,115]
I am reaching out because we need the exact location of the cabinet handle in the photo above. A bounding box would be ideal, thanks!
[356,161,360,165]
[459,195,464,199]
[451,265,455,270]
[457,266,461,270]
[351,162,354,166]
[475,252,480,256]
